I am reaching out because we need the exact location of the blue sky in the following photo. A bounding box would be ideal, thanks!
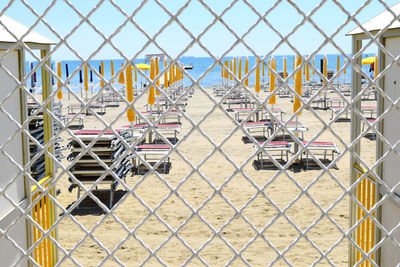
[2,0,399,60]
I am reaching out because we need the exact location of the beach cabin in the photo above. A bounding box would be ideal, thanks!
[0,15,57,266]
[347,3,400,266]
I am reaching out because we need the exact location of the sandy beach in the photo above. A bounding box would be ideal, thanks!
[52,84,376,266]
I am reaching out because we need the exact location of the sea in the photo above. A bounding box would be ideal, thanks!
[26,54,376,93]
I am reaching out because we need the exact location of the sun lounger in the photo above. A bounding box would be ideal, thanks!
[274,120,308,140]
[135,144,171,174]
[232,108,264,122]
[62,113,85,128]
[300,141,339,169]
[243,121,273,140]
[254,141,291,169]
[67,103,106,115]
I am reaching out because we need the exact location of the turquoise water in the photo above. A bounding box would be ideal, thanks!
[26,54,375,92]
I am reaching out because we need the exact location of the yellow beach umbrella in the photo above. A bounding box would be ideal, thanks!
[221,62,223,79]
[224,60,228,79]
[312,58,315,76]
[323,56,328,86]
[164,59,169,89]
[111,61,114,84]
[238,57,242,80]
[229,60,232,80]
[262,61,265,77]
[169,63,174,85]
[118,64,125,84]
[57,62,62,99]
[148,58,155,105]
[175,63,179,82]
[293,56,302,115]
[126,63,135,122]
[293,57,295,81]
[234,57,237,78]
[100,61,104,87]
[306,60,310,82]
[344,59,347,75]
[269,57,276,105]
[155,57,160,95]
[283,57,287,79]
[255,59,260,93]
[136,63,150,70]
[84,64,89,91]
[244,57,249,87]
[362,56,375,65]
[336,56,340,74]
[374,56,378,79]
[134,66,137,83]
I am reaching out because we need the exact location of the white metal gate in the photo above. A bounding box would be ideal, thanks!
[0,0,399,266]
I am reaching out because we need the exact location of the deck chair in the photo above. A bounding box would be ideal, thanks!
[254,141,291,169]
[300,141,339,169]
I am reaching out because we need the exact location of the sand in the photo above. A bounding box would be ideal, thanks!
[50,84,376,266]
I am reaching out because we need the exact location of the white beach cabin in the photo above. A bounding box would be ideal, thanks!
[0,15,57,266]
[347,2,400,266]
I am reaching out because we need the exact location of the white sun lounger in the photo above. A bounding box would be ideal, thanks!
[135,144,171,174]
[300,141,339,169]
[254,141,291,169]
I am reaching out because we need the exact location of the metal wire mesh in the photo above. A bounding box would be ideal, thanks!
[0,0,399,266]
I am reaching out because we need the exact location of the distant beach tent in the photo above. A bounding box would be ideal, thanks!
[361,56,376,64]
[136,63,150,70]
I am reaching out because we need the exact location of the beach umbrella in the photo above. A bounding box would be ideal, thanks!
[134,66,137,83]
[118,64,125,84]
[234,57,237,78]
[90,70,93,82]
[344,59,347,75]
[238,57,242,80]
[306,60,310,82]
[323,55,328,86]
[362,56,375,65]
[255,58,260,93]
[84,64,88,92]
[312,58,315,76]
[374,56,378,79]
[229,60,233,81]
[164,59,169,89]
[224,60,228,80]
[65,63,69,80]
[126,63,135,122]
[244,57,249,87]
[155,57,160,95]
[293,55,302,115]
[30,62,35,89]
[269,57,276,105]
[221,62,223,80]
[169,63,174,86]
[111,61,115,84]
[148,58,155,105]
[336,56,340,80]
[136,63,150,70]
[100,61,105,87]
[283,57,287,79]
[262,61,265,77]
[293,57,295,81]
[57,62,62,99]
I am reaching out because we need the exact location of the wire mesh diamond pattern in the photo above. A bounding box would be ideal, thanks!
[0,0,399,266]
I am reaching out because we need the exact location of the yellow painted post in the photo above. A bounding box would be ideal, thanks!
[32,194,38,261]
[357,180,362,263]
[366,179,371,266]
[371,182,375,263]
[362,177,366,267]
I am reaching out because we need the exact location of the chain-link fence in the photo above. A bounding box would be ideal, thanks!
[0,0,399,266]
